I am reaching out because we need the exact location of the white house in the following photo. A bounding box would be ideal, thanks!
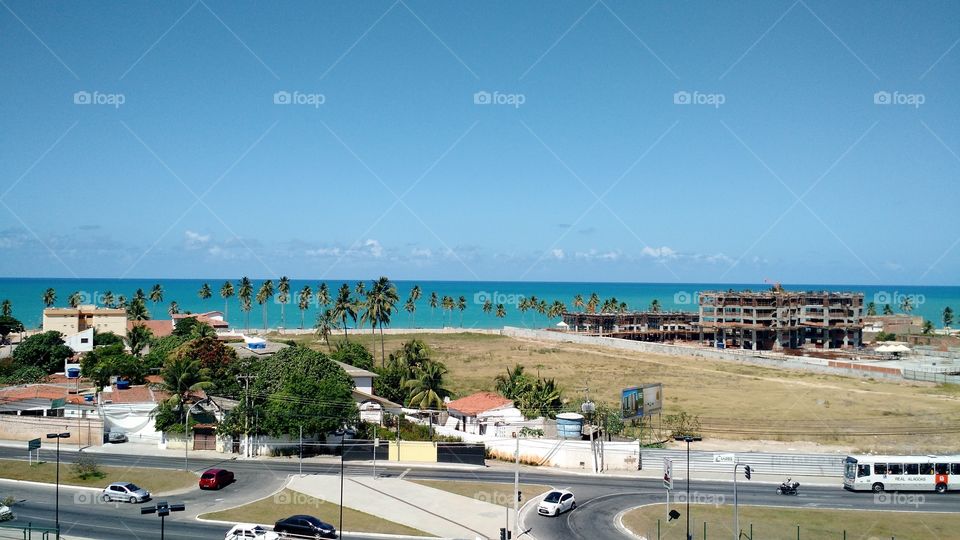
[445,392,525,436]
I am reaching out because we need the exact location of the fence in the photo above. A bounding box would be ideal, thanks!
[337,439,486,466]
[903,369,960,384]
[638,519,904,540]
[639,449,845,477]
[0,523,59,539]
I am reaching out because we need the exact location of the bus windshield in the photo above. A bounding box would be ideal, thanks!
[844,460,856,479]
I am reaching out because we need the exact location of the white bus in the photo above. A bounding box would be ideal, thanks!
[844,454,960,493]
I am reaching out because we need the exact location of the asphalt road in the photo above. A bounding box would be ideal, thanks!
[2,447,959,540]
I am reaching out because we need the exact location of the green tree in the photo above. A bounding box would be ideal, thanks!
[331,341,375,372]
[0,315,24,344]
[900,296,914,314]
[126,298,150,321]
[587,292,600,314]
[496,303,506,319]
[494,364,531,400]
[441,295,455,327]
[42,288,57,308]
[407,285,422,326]
[125,324,153,357]
[277,276,291,328]
[68,291,82,308]
[134,288,146,303]
[12,331,73,373]
[154,356,213,431]
[866,302,877,316]
[168,301,180,316]
[256,280,274,330]
[520,378,563,419]
[649,299,661,313]
[366,277,399,366]
[457,295,467,327]
[883,304,894,315]
[943,306,954,328]
[404,360,451,411]
[237,277,253,330]
[429,292,439,322]
[482,300,493,317]
[149,283,164,307]
[331,284,356,341]
[220,281,235,320]
[93,330,124,348]
[316,282,331,308]
[297,285,313,329]
[314,308,340,350]
[548,300,566,319]
[102,291,115,308]
[116,295,128,309]
[81,343,144,390]
[173,336,239,397]
[573,294,584,312]
[172,317,212,338]
[922,320,935,335]
[198,283,212,302]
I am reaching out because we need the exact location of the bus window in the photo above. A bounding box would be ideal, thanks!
[952,463,960,475]
[906,463,920,475]
[920,463,934,475]
[888,463,903,475]
[935,463,948,475]
[874,463,887,475]
[858,464,871,477]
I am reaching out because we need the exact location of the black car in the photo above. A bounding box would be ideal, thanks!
[273,515,337,539]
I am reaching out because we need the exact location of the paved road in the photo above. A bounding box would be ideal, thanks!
[2,447,959,540]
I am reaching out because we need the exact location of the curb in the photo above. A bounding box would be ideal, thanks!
[0,478,101,491]
[196,517,443,539]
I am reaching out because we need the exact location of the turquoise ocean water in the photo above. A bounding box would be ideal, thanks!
[0,278,957,331]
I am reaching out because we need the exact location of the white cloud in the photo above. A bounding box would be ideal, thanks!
[411,247,432,258]
[551,248,565,260]
[305,247,342,257]
[575,249,621,262]
[640,246,678,260]
[184,230,211,249]
[364,239,383,258]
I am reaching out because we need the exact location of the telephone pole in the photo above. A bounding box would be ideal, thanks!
[237,374,255,457]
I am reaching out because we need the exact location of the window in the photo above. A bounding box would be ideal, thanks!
[874,463,887,475]
[888,463,903,475]
[920,463,934,475]
[936,463,949,475]
[952,463,960,475]
[906,463,920,475]
[858,464,871,477]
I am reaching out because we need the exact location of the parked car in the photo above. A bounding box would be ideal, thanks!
[224,523,278,540]
[0,504,14,521]
[107,431,128,444]
[101,482,150,503]
[273,515,337,539]
[200,468,235,490]
[537,489,576,517]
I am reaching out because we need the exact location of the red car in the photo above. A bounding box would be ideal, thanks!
[199,468,234,490]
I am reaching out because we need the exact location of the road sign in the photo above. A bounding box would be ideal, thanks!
[27,438,40,451]
[713,453,736,464]
[663,457,673,489]
[50,398,66,409]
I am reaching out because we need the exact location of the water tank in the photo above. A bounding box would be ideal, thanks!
[66,368,81,379]
[116,380,131,390]
[556,412,584,439]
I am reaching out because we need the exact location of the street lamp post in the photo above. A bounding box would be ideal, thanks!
[674,435,701,540]
[141,501,185,540]
[184,401,207,472]
[45,432,70,532]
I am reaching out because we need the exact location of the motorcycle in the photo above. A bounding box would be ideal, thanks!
[777,478,800,495]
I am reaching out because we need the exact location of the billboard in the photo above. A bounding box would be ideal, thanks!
[621,383,663,419]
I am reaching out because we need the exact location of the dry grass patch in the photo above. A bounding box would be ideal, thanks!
[410,480,552,507]
[0,458,197,493]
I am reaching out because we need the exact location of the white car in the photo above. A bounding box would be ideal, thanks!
[101,482,150,503]
[537,489,576,516]
[224,523,279,540]
[0,504,14,521]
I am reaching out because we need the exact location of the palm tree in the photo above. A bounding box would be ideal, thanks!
[198,283,212,303]
[943,306,954,328]
[68,291,82,308]
[518,298,530,324]
[256,280,275,330]
[331,284,357,341]
[160,356,213,422]
[42,288,57,308]
[900,296,914,314]
[882,304,894,316]
[237,277,253,330]
[649,299,661,313]
[116,295,128,309]
[371,277,399,365]
[573,294,584,313]
[314,308,340,350]
[495,364,531,400]
[496,303,506,319]
[404,360,451,412]
[149,283,164,307]
[922,320,935,335]
[536,299,547,324]
[866,302,877,316]
[520,378,563,419]
[548,300,566,319]
[457,295,467,327]
[298,285,313,329]
[441,295,455,327]
[125,324,153,356]
[316,283,331,308]
[127,298,150,321]
[102,291,115,308]
[482,300,493,316]
[587,293,600,314]
[134,288,147,303]
[407,285,422,327]
[429,292,439,323]
[355,281,366,298]
[220,281,235,320]
[0,300,11,317]
[168,301,180,316]
[528,295,538,326]
[277,276,291,328]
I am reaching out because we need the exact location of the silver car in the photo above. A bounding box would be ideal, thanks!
[101,482,150,503]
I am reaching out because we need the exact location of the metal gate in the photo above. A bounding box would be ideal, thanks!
[193,429,217,450]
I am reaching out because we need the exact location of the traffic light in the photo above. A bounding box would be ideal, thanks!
[518,490,522,502]
[744,465,752,480]
[499,528,512,540]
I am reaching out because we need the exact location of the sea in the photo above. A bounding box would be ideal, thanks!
[0,278,957,331]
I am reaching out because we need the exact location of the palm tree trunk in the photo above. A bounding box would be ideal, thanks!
[343,317,348,341]
[300,310,305,329]
[379,322,385,369]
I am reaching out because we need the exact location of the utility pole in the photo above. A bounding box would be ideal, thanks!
[237,374,254,458]
[299,425,303,476]
[513,428,520,538]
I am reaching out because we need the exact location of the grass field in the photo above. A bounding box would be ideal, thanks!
[201,488,431,536]
[622,503,960,539]
[409,480,552,507]
[0,458,198,493]
[285,331,960,453]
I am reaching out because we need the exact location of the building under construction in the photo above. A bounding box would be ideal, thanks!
[560,290,864,351]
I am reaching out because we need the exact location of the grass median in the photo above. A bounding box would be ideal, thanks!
[410,480,552,507]
[622,503,960,539]
[201,488,432,536]
[0,458,198,493]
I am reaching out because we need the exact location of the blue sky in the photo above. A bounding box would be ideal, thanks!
[1,0,958,284]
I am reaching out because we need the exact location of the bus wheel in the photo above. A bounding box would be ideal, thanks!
[872,483,884,493]
[935,483,947,494]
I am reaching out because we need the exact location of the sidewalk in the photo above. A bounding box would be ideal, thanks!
[288,474,511,539]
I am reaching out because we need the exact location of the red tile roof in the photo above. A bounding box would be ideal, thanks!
[445,392,513,416]
[0,384,85,405]
[128,320,173,338]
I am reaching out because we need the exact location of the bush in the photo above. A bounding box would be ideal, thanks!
[72,452,103,480]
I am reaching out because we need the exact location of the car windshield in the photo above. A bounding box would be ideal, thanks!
[543,491,562,503]
[201,473,215,479]
[123,483,139,491]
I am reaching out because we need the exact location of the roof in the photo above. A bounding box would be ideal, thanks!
[334,360,377,378]
[445,392,514,416]
[227,340,289,357]
[0,384,88,406]
[353,389,403,412]
[44,307,127,316]
[128,320,173,338]
[174,312,229,328]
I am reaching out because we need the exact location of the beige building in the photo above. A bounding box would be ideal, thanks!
[43,305,128,337]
